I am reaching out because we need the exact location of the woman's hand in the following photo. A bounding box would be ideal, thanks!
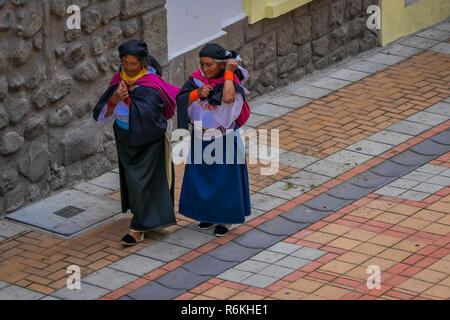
[110,81,129,104]
[225,59,239,73]
[197,85,213,98]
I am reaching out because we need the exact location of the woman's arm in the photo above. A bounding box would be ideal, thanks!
[222,59,239,104]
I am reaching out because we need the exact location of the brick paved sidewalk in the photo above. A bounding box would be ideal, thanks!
[0,19,449,300]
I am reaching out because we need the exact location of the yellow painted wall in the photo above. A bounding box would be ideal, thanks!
[381,0,450,46]
[244,0,312,24]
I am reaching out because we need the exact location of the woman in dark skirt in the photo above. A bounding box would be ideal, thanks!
[92,39,180,245]
[176,43,251,237]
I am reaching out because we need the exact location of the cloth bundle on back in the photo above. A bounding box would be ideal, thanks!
[176,43,252,237]
[92,39,180,245]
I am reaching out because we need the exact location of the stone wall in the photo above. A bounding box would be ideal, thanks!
[0,0,380,217]
[0,0,168,216]
[167,0,380,99]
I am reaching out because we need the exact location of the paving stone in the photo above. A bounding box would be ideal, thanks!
[217,269,254,282]
[329,69,370,82]
[310,77,351,91]
[72,182,113,197]
[366,130,413,146]
[251,103,292,118]
[259,181,309,200]
[279,151,319,169]
[127,281,185,300]
[364,53,405,65]
[257,216,309,236]
[0,219,29,238]
[390,150,436,166]
[182,254,238,276]
[429,130,450,145]
[161,228,216,249]
[346,140,393,156]
[347,171,396,189]
[234,260,271,273]
[112,168,119,173]
[156,267,210,290]
[234,228,285,249]
[326,182,372,200]
[412,183,444,194]
[382,44,422,57]
[429,42,450,55]
[82,267,138,291]
[402,171,435,182]
[386,120,432,136]
[416,164,448,175]
[291,247,327,261]
[267,242,303,255]
[444,97,450,103]
[416,29,450,41]
[108,254,164,277]
[439,168,450,177]
[5,190,121,237]
[400,36,439,49]
[245,113,273,128]
[389,178,421,189]
[411,139,449,156]
[345,60,387,73]
[325,150,373,166]
[119,295,134,300]
[303,193,352,212]
[426,175,450,186]
[208,241,261,262]
[265,95,312,109]
[136,241,192,262]
[250,250,286,264]
[87,172,120,191]
[434,22,450,32]
[376,186,406,197]
[259,264,293,278]
[250,193,286,212]
[241,274,278,288]
[399,190,430,201]
[303,159,355,178]
[425,102,450,117]
[283,170,331,188]
[289,86,332,99]
[0,282,9,290]
[406,111,448,126]
[51,283,109,300]
[369,160,417,177]
[274,256,311,269]
[0,236,5,242]
[282,205,331,224]
[40,296,61,300]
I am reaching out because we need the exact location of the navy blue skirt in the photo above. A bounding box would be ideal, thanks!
[179,128,251,224]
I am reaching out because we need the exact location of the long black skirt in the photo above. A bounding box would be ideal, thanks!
[113,123,176,232]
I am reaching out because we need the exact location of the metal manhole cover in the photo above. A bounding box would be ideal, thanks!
[53,206,85,219]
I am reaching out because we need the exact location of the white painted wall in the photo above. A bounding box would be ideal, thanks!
[166,0,247,60]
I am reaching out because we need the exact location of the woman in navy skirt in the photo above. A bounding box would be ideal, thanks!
[176,43,251,236]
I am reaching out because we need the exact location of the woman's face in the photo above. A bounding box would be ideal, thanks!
[200,57,225,79]
[122,55,143,78]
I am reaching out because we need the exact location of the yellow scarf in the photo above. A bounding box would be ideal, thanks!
[120,67,148,84]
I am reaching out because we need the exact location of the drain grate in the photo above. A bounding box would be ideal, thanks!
[52,206,85,219]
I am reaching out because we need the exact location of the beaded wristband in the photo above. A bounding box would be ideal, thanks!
[224,70,234,81]
[189,89,199,101]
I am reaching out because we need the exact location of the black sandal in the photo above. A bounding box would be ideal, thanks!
[213,225,229,237]
[121,232,144,246]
